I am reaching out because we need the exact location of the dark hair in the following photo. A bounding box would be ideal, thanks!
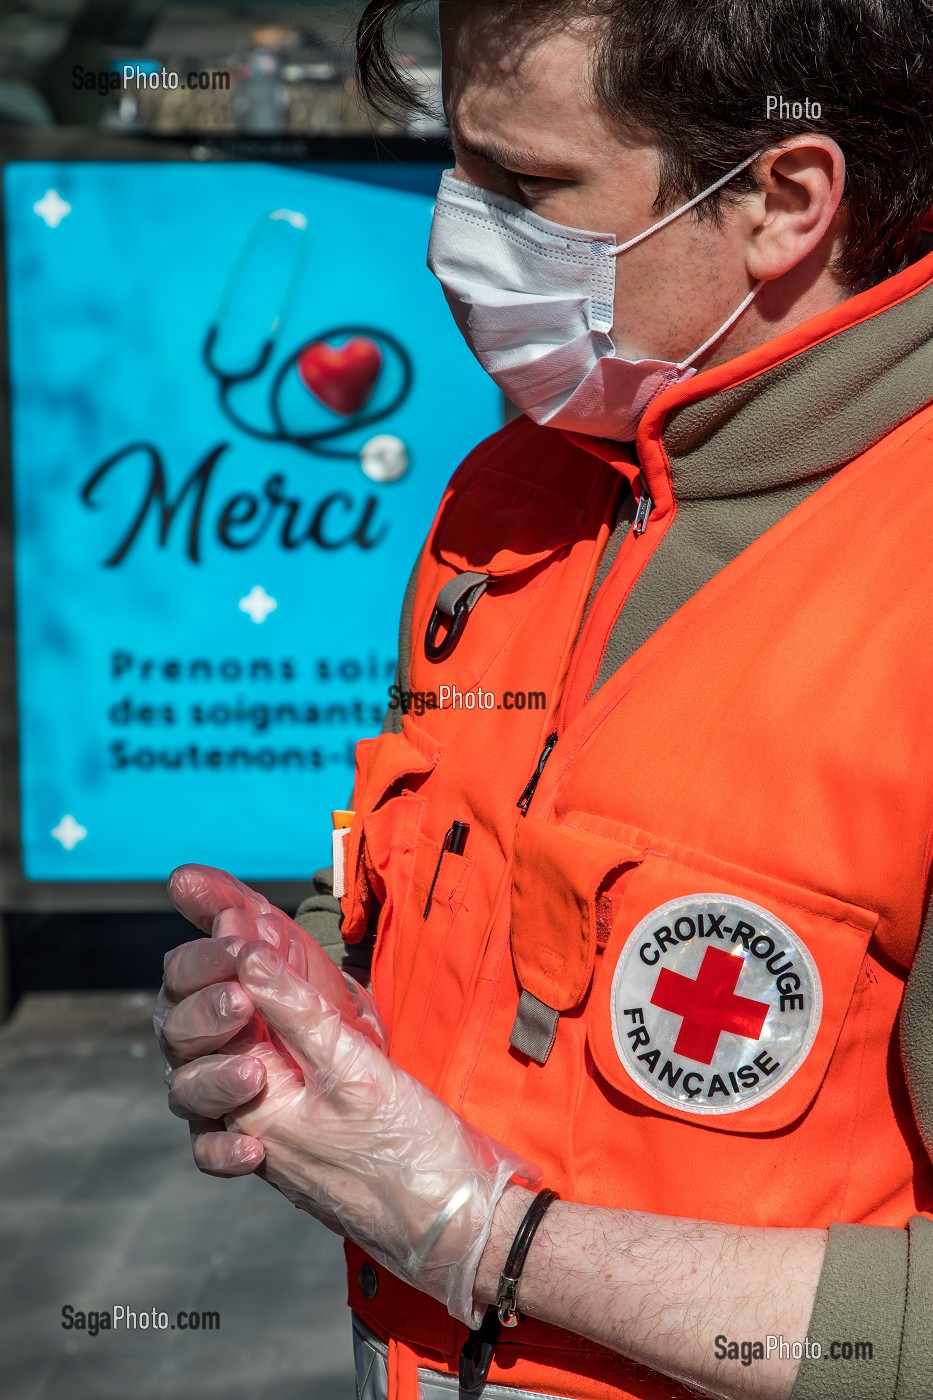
[356,0,933,290]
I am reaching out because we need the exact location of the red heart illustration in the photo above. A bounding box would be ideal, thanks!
[296,336,383,417]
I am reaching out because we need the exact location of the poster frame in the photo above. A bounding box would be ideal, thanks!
[0,125,455,912]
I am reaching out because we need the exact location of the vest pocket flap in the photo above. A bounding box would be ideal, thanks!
[435,467,587,578]
[353,724,442,811]
[586,838,877,1134]
[511,815,645,1012]
[342,725,442,941]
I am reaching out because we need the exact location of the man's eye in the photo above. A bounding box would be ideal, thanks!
[505,170,552,192]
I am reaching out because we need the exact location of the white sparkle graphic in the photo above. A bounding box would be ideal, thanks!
[51,815,88,850]
[33,189,72,228]
[239,585,278,624]
[270,208,308,230]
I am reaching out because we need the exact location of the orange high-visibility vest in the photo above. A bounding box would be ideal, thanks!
[339,248,933,1400]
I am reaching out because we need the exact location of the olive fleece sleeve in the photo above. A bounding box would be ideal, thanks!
[292,862,376,977]
[789,1218,933,1400]
[292,865,347,969]
[789,1223,905,1400]
[791,898,933,1400]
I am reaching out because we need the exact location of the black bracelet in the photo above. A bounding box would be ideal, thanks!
[496,1186,560,1327]
[459,1187,560,1394]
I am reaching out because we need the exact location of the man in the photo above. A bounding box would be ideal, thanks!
[155,2,933,1398]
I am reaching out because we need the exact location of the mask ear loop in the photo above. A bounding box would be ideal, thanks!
[607,148,767,374]
[674,280,764,372]
[609,148,766,257]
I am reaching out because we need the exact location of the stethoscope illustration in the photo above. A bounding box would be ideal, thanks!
[202,209,414,481]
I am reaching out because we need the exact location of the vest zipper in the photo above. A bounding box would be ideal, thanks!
[516,731,559,813]
[633,484,654,536]
[556,475,670,735]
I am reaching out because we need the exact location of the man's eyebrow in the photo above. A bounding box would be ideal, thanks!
[452,131,574,176]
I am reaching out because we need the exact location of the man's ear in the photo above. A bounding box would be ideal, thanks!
[743,136,847,282]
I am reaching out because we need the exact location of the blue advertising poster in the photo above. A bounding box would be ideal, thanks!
[4,159,500,883]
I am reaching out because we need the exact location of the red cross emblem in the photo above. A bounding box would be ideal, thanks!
[650,946,769,1065]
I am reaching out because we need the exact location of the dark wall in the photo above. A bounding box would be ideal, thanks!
[3,904,291,1010]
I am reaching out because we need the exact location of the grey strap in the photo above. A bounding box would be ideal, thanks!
[435,570,489,618]
[509,990,560,1065]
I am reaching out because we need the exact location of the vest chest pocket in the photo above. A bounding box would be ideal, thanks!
[384,826,477,1080]
[341,724,443,1028]
[510,812,877,1134]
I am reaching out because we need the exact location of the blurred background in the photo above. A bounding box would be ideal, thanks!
[0,2,501,1395]
[0,0,444,138]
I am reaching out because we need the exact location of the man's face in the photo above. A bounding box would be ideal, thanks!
[439,2,759,367]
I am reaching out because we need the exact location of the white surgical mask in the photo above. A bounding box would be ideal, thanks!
[427,153,763,439]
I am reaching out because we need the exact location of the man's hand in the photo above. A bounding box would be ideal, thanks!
[153,864,387,1178]
[222,937,540,1328]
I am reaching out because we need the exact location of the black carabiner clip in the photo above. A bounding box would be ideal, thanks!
[424,593,472,663]
[459,1306,502,1394]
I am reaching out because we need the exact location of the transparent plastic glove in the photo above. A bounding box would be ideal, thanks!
[165,865,387,1049]
[227,939,542,1328]
[153,865,387,1177]
[155,911,253,1063]
[155,865,386,1066]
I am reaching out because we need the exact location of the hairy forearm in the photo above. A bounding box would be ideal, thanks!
[474,1186,826,1400]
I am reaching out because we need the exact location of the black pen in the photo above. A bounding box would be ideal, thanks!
[423,820,471,918]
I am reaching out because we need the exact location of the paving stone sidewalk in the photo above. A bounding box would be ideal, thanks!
[0,992,357,1400]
